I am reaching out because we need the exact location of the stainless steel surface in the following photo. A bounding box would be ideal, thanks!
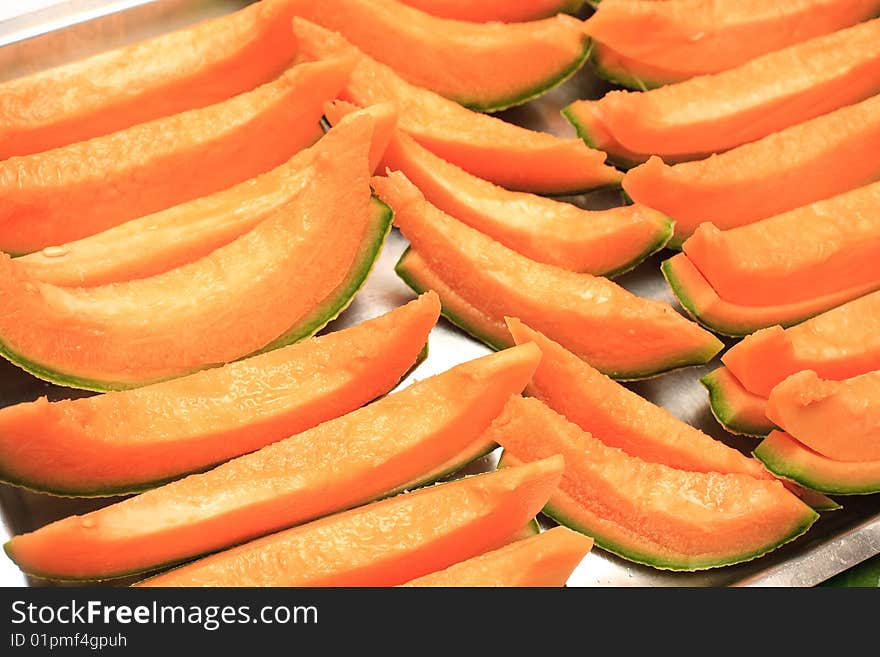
[1,0,878,588]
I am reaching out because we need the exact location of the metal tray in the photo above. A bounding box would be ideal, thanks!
[1,0,878,588]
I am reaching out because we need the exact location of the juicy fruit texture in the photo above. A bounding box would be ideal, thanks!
[401,526,593,587]
[0,114,389,390]
[133,457,564,587]
[0,58,353,255]
[0,0,301,158]
[755,431,880,495]
[491,397,818,571]
[0,293,440,497]
[325,100,671,275]
[624,94,880,245]
[766,370,880,462]
[376,171,722,379]
[701,367,775,437]
[564,18,880,163]
[295,18,621,194]
[586,0,880,88]
[506,318,770,479]
[398,0,586,22]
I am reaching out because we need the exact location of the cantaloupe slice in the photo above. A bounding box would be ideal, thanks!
[564,18,880,163]
[0,0,302,159]
[700,367,775,437]
[400,526,593,587]
[295,18,621,195]
[131,456,564,587]
[586,0,880,88]
[766,370,880,462]
[491,397,818,571]
[326,100,671,276]
[376,171,722,379]
[0,57,353,256]
[0,113,389,391]
[0,293,439,497]
[623,94,880,245]
[398,0,586,22]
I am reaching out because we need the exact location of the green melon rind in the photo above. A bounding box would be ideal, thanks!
[602,215,674,279]
[590,43,665,92]
[0,198,393,394]
[699,370,775,438]
[560,104,643,171]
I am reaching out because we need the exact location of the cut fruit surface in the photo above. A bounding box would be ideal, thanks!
[0,293,439,497]
[0,58,352,255]
[376,171,722,379]
[132,457,564,587]
[492,397,817,571]
[700,367,774,437]
[401,526,593,587]
[398,0,585,22]
[0,114,389,391]
[296,18,621,195]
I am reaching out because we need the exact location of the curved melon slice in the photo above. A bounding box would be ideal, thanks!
[586,0,880,89]
[564,18,880,163]
[5,344,542,581]
[0,114,389,391]
[491,397,817,571]
[623,95,880,246]
[662,253,879,337]
[0,293,439,497]
[295,18,620,195]
[0,0,302,159]
[701,368,774,437]
[0,58,353,256]
[401,526,593,587]
[766,370,880,462]
[376,171,722,379]
[132,457,563,587]
[398,0,585,22]
[755,431,880,495]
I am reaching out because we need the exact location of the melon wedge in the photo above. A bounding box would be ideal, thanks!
[586,0,880,89]
[0,57,353,256]
[131,456,564,587]
[0,293,439,497]
[766,370,880,462]
[0,113,389,391]
[376,171,722,379]
[398,0,585,22]
[623,94,880,245]
[295,18,621,195]
[0,0,302,159]
[401,526,593,587]
[564,18,880,163]
[492,397,817,571]
[755,431,880,495]
[700,367,775,437]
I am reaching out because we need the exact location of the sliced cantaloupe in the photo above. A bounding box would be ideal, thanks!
[0,113,389,391]
[0,0,302,159]
[564,18,880,164]
[491,397,818,571]
[398,0,585,22]
[295,18,621,195]
[623,94,880,245]
[375,171,722,379]
[400,526,593,587]
[130,456,564,587]
[586,0,880,89]
[755,431,880,495]
[700,367,775,438]
[766,370,880,462]
[0,57,353,256]
[0,293,439,498]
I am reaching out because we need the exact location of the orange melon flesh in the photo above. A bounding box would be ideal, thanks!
[564,18,880,162]
[506,318,771,479]
[586,0,880,88]
[295,18,621,195]
[766,370,880,462]
[0,293,439,498]
[623,94,880,245]
[700,367,774,437]
[0,114,389,391]
[0,57,353,256]
[376,171,722,379]
[491,397,817,571]
[0,0,302,159]
[398,0,585,22]
[400,526,593,587]
[132,457,564,587]
[723,291,880,397]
